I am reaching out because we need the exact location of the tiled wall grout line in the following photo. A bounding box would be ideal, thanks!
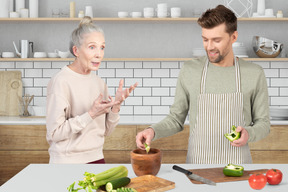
[1,60,288,114]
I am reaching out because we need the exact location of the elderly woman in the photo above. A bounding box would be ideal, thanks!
[46,16,137,164]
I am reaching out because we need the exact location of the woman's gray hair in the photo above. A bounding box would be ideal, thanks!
[69,16,104,57]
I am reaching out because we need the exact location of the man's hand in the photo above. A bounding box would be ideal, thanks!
[136,128,155,150]
[231,126,249,147]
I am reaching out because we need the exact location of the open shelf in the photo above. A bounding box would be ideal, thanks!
[1,58,288,62]
[1,17,288,22]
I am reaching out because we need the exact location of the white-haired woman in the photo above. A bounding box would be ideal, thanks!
[46,17,137,164]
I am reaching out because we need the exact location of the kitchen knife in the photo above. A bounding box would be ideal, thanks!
[173,165,216,186]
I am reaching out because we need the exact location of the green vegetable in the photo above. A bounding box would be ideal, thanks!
[224,125,241,142]
[144,143,150,153]
[67,165,128,192]
[113,187,137,192]
[223,163,244,177]
[105,177,131,191]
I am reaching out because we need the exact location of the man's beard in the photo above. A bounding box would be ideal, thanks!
[206,49,224,63]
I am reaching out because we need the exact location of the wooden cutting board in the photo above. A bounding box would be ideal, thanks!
[98,175,175,192]
[187,167,268,184]
[0,71,22,116]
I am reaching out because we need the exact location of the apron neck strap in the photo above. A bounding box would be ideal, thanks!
[200,57,241,94]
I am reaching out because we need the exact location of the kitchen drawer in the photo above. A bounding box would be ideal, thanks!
[251,151,288,164]
[249,125,288,150]
[0,151,49,186]
[0,125,49,150]
[103,125,137,150]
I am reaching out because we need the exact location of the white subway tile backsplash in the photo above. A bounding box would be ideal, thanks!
[143,78,160,87]
[21,78,34,87]
[266,78,270,87]
[99,62,107,69]
[2,59,288,116]
[134,106,151,115]
[161,61,179,68]
[134,87,151,96]
[33,96,47,106]
[125,78,142,87]
[280,88,288,96]
[271,78,288,87]
[161,97,174,105]
[116,69,133,77]
[143,97,161,105]
[161,78,177,87]
[43,88,47,97]
[134,69,151,77]
[25,69,42,77]
[24,87,43,96]
[143,61,160,68]
[152,88,170,96]
[170,88,176,96]
[107,78,122,87]
[0,62,15,68]
[170,69,180,77]
[107,61,124,68]
[263,69,279,78]
[52,62,69,69]
[16,61,32,68]
[98,69,115,77]
[254,62,270,69]
[271,62,288,68]
[107,87,116,96]
[152,69,169,77]
[7,68,24,75]
[124,97,142,106]
[43,69,60,78]
[34,78,50,87]
[125,61,142,68]
[268,87,279,96]
[271,97,288,105]
[280,69,288,77]
[34,62,52,68]
[152,106,170,115]
[119,106,133,115]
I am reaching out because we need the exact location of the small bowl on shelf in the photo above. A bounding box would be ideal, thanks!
[47,52,59,58]
[34,52,47,58]
[252,36,283,58]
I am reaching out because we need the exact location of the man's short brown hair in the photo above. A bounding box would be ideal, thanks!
[197,5,237,35]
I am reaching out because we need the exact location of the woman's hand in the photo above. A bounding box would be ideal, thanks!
[88,94,120,119]
[112,79,138,112]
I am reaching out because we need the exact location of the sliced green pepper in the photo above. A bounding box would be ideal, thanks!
[223,164,244,177]
[224,125,241,142]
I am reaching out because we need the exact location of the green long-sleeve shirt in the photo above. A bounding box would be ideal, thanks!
[151,56,270,143]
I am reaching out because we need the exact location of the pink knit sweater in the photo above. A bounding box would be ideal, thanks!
[46,66,119,163]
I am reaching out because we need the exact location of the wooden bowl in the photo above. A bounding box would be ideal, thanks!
[130,148,162,176]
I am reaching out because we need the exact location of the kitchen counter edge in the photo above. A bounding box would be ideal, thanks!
[0,116,287,125]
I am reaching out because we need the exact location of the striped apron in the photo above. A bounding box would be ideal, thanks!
[186,58,252,164]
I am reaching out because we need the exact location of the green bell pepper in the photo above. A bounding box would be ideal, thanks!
[224,125,241,142]
[223,164,244,177]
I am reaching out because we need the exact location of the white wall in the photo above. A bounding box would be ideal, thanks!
[1,0,288,116]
